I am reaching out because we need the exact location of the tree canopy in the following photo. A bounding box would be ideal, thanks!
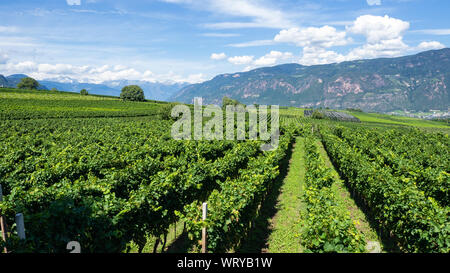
[222,96,243,108]
[17,77,39,90]
[80,89,88,96]
[120,85,145,101]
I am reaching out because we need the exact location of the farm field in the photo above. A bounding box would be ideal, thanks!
[0,88,448,253]
[0,88,165,120]
[347,110,449,129]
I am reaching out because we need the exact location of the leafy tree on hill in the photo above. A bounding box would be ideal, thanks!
[120,85,145,101]
[80,89,88,95]
[158,102,180,120]
[51,88,58,92]
[222,96,243,108]
[17,77,39,90]
[311,110,326,119]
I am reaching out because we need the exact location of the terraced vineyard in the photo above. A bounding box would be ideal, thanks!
[0,89,294,253]
[319,126,449,252]
[0,88,448,253]
[0,88,164,120]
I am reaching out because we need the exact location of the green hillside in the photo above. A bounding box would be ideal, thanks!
[0,88,448,254]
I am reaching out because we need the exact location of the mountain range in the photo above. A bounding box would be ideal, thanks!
[171,48,450,112]
[0,74,188,101]
[2,48,449,112]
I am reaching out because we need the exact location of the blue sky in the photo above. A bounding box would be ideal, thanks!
[0,0,449,83]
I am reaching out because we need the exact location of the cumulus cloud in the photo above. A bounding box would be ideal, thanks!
[273,25,350,66]
[227,55,254,65]
[271,14,416,66]
[227,51,294,71]
[299,47,346,65]
[347,15,409,44]
[367,0,381,6]
[346,38,408,60]
[66,0,81,5]
[417,41,446,50]
[210,52,227,60]
[274,26,349,48]
[253,51,293,66]
[0,61,204,84]
[345,15,410,60]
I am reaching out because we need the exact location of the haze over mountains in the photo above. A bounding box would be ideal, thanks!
[1,48,449,112]
[173,48,450,112]
[0,74,188,101]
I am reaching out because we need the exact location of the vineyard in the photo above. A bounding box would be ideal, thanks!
[0,88,448,253]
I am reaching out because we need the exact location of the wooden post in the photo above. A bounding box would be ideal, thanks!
[0,185,8,253]
[15,213,25,240]
[201,202,207,253]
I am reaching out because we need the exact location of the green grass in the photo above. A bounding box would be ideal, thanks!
[266,137,306,253]
[0,88,165,120]
[349,111,449,129]
[279,107,305,117]
[314,140,382,245]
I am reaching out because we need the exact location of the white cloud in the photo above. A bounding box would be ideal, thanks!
[227,51,294,71]
[347,38,409,60]
[211,52,227,60]
[274,26,349,48]
[299,47,347,65]
[367,0,381,6]
[345,15,410,60]
[66,0,81,5]
[5,61,38,73]
[271,14,415,66]
[347,15,409,44]
[253,51,293,66]
[227,55,254,65]
[417,41,445,50]
[183,73,206,83]
[0,61,205,84]
[163,0,295,29]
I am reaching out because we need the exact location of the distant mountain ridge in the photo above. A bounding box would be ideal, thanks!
[0,74,187,101]
[103,80,189,101]
[171,48,450,112]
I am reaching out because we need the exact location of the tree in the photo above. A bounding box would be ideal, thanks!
[17,77,39,90]
[120,85,145,101]
[311,110,325,119]
[51,88,58,92]
[158,102,179,120]
[80,89,88,96]
[222,96,242,108]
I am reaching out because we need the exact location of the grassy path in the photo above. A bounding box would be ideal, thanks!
[264,137,306,253]
[315,140,384,252]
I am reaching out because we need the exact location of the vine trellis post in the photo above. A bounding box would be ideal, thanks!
[0,184,8,253]
[201,202,207,253]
